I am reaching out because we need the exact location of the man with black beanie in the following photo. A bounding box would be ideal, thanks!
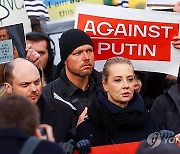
[43,29,102,130]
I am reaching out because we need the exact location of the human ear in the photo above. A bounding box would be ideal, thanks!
[4,82,13,94]
[102,81,108,92]
[64,60,67,66]
[34,128,41,137]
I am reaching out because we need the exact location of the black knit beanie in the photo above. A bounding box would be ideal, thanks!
[59,29,94,64]
[53,29,94,79]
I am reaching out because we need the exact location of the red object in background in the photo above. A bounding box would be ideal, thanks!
[74,141,141,154]
[77,14,179,63]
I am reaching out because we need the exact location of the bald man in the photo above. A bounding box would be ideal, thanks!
[4,58,42,104]
[3,58,73,142]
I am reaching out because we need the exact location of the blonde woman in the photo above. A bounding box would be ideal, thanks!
[76,57,159,146]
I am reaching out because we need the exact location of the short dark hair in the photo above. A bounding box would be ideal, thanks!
[0,95,40,135]
[0,26,8,32]
[26,31,55,83]
[3,60,14,84]
[26,32,50,51]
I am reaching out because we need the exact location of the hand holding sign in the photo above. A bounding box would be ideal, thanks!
[172,36,180,49]
[173,1,180,12]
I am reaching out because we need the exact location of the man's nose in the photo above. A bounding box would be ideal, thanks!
[30,84,38,91]
[82,52,90,60]
[0,36,4,41]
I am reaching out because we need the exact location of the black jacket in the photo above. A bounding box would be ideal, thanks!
[76,91,159,146]
[37,95,74,142]
[151,84,180,134]
[0,128,64,154]
[42,69,102,129]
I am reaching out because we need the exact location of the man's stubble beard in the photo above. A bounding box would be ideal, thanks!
[66,65,94,77]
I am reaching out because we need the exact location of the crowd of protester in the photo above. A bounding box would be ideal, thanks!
[0,0,180,154]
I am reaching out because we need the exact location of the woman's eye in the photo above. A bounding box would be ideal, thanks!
[114,79,121,82]
[128,78,134,82]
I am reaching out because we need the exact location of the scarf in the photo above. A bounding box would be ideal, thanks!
[88,91,148,144]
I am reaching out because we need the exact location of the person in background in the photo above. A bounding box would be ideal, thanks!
[26,31,56,85]
[43,29,102,130]
[3,58,73,143]
[150,0,180,131]
[76,57,158,146]
[0,95,64,154]
[162,74,177,91]
[150,71,180,135]
[134,71,144,93]
[134,71,166,111]
[0,27,9,40]
[0,26,19,59]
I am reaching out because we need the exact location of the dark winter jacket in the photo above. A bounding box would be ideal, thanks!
[76,91,159,146]
[151,84,180,134]
[37,95,74,142]
[0,128,64,154]
[42,69,102,129]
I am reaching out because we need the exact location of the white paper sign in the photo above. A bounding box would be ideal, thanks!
[0,40,13,64]
[147,0,178,5]
[75,3,180,76]
[0,0,31,33]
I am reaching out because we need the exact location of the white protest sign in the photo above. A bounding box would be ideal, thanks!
[0,0,31,33]
[0,40,13,64]
[147,0,178,5]
[75,3,180,76]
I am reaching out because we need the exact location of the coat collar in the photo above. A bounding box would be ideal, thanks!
[55,68,96,97]
[0,128,29,139]
[98,91,145,114]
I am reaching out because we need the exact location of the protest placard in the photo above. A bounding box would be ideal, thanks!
[75,3,180,76]
[0,40,13,64]
[147,0,178,5]
[0,23,26,58]
[147,0,178,8]
[0,0,31,33]
[44,0,103,20]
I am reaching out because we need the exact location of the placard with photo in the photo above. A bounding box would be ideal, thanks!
[0,23,26,64]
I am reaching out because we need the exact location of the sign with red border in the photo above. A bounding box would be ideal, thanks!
[75,3,180,76]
